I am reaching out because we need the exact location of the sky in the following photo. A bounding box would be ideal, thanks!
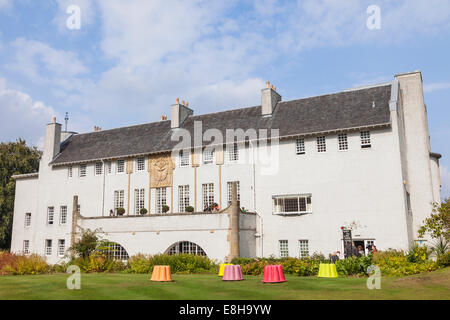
[0,0,449,198]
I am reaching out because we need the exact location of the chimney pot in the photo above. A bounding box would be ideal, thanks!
[266,81,270,88]
[52,117,56,123]
[176,98,180,104]
[181,100,185,105]
[186,102,189,107]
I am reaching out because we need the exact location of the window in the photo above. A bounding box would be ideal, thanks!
[316,136,326,153]
[338,133,348,151]
[58,239,65,257]
[273,195,312,215]
[179,150,190,167]
[296,139,305,155]
[202,183,215,208]
[77,204,81,214]
[178,185,190,212]
[228,143,239,162]
[279,240,289,258]
[106,161,112,174]
[166,241,206,256]
[60,206,67,225]
[79,164,87,177]
[361,131,371,148]
[47,207,54,225]
[45,239,52,256]
[227,181,241,205]
[24,213,31,227]
[156,188,167,213]
[203,148,215,164]
[134,188,145,215]
[116,160,125,173]
[136,157,145,171]
[95,162,103,175]
[68,166,73,178]
[114,190,124,214]
[23,240,30,254]
[102,242,130,260]
[299,240,309,258]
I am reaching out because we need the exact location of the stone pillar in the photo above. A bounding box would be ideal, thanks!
[228,182,240,261]
[70,195,79,246]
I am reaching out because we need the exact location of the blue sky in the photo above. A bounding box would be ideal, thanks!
[0,0,449,198]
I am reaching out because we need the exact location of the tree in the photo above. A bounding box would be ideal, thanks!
[70,228,100,258]
[418,198,450,241]
[0,140,41,249]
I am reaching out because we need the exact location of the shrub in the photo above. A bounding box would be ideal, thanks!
[0,252,51,275]
[406,243,431,263]
[437,251,450,267]
[162,205,170,213]
[68,254,126,273]
[185,206,194,213]
[140,208,148,215]
[117,208,125,216]
[372,250,438,276]
[70,228,101,258]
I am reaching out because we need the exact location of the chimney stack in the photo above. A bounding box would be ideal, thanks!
[171,98,193,128]
[261,81,281,116]
[42,117,62,164]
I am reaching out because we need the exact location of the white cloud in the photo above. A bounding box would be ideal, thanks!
[441,165,450,200]
[0,0,10,10]
[423,82,450,93]
[0,78,58,147]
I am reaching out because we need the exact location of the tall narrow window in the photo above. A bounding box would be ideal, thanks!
[58,239,65,257]
[134,188,145,215]
[24,213,31,227]
[116,160,125,173]
[47,207,54,225]
[68,166,73,178]
[45,239,52,256]
[23,240,30,254]
[179,150,190,167]
[136,157,145,171]
[316,136,326,153]
[79,164,87,177]
[296,139,305,155]
[227,181,241,205]
[114,190,124,214]
[338,133,348,151]
[228,143,239,162]
[95,162,103,175]
[60,206,67,225]
[299,240,309,258]
[156,188,167,213]
[361,131,371,148]
[202,183,215,209]
[203,148,215,164]
[279,240,289,258]
[106,161,112,174]
[178,185,190,212]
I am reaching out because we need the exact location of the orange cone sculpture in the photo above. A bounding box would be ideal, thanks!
[150,265,173,282]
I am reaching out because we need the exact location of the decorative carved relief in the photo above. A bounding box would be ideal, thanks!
[149,154,173,188]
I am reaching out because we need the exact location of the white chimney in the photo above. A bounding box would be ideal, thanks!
[171,98,193,128]
[42,117,62,164]
[261,81,281,116]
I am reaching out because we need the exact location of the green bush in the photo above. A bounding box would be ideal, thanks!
[0,252,51,275]
[437,251,450,267]
[140,208,148,215]
[372,250,438,276]
[406,244,431,263]
[68,254,126,273]
[162,205,170,213]
[185,206,194,213]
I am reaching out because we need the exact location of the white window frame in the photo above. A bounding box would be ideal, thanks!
[272,194,312,215]
[156,187,167,214]
[338,133,348,151]
[79,164,87,177]
[45,239,52,256]
[47,207,54,225]
[299,240,309,258]
[227,143,239,162]
[58,239,65,257]
[114,190,124,214]
[316,136,326,153]
[227,181,241,205]
[68,166,73,178]
[95,162,103,176]
[361,131,371,148]
[116,160,125,174]
[179,150,190,167]
[134,188,145,215]
[23,240,30,254]
[136,157,146,172]
[178,185,190,212]
[279,240,289,258]
[60,206,67,225]
[202,148,215,165]
[106,161,112,174]
[202,183,215,209]
[24,212,31,228]
[296,139,305,155]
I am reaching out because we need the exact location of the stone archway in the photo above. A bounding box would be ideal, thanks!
[165,241,207,256]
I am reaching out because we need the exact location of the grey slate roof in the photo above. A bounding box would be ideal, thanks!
[51,84,392,166]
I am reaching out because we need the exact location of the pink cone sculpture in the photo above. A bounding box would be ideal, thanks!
[222,265,244,281]
[262,265,286,283]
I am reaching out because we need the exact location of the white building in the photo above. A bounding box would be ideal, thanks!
[10,71,442,264]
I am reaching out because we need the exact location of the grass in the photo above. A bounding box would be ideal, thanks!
[0,268,449,300]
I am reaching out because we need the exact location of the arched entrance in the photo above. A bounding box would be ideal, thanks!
[101,241,130,260]
[165,241,207,256]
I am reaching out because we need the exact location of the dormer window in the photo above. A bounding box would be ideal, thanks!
[228,143,239,162]
[296,139,305,155]
[116,160,125,173]
[136,157,145,171]
[361,131,371,148]
[179,150,190,167]
[79,164,87,177]
[203,148,215,165]
[316,137,326,153]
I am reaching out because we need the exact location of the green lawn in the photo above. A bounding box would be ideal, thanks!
[0,268,449,300]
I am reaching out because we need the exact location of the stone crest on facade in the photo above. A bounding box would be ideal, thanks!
[149,154,173,188]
